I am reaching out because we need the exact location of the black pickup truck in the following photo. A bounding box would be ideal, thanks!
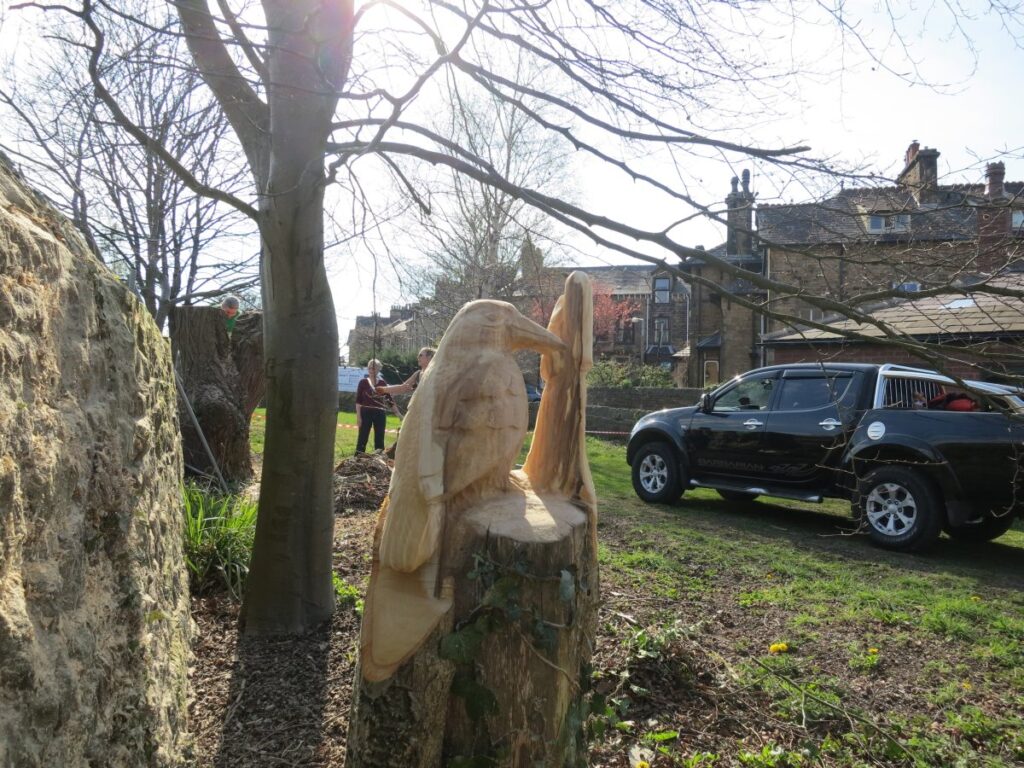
[627,363,1024,551]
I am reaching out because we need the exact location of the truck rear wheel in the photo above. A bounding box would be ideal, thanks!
[631,442,684,504]
[946,513,1016,543]
[854,466,943,552]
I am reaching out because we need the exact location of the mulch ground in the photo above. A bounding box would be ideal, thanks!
[188,457,1004,766]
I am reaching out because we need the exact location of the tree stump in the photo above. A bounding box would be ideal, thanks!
[348,272,597,767]
[170,306,263,483]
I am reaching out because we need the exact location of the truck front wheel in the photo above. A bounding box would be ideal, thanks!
[854,466,944,552]
[631,442,684,504]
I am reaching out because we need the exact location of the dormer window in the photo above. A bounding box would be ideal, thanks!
[867,212,911,234]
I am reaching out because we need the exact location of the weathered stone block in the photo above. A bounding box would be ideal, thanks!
[0,153,190,766]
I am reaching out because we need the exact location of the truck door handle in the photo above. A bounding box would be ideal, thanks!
[743,419,763,430]
[818,418,842,431]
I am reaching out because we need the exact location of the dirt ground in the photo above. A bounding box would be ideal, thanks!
[189,457,1021,767]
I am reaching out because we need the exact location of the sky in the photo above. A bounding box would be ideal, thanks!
[2,2,1023,353]
[323,2,1024,350]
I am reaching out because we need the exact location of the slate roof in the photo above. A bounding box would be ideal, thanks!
[559,264,688,296]
[757,183,1024,246]
[680,241,759,269]
[764,273,1024,344]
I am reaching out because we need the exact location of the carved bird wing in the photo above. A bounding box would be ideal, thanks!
[361,361,452,682]
[439,358,528,503]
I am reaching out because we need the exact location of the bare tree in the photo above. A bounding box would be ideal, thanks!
[400,60,573,324]
[0,4,256,328]
[16,0,1022,637]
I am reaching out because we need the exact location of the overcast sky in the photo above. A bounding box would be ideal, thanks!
[2,3,1022,353]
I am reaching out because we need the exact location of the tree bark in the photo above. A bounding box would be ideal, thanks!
[239,169,340,634]
[231,311,266,420]
[170,305,252,483]
[347,483,597,768]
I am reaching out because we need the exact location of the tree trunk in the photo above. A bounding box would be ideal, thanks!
[347,483,597,768]
[170,305,252,483]
[239,171,339,635]
[232,311,266,420]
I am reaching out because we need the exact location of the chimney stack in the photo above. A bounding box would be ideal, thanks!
[725,169,755,256]
[905,140,920,166]
[897,141,940,204]
[986,162,1006,199]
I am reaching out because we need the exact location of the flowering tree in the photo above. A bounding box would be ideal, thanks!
[592,287,641,344]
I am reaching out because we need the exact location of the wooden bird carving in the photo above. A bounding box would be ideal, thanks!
[360,300,566,682]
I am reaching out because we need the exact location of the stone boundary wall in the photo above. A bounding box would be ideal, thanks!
[588,386,702,411]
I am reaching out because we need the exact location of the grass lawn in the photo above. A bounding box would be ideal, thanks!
[245,415,1024,766]
[250,408,403,461]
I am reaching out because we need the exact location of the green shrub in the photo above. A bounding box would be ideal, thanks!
[182,483,258,599]
[587,360,674,388]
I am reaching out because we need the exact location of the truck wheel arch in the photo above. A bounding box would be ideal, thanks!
[846,441,965,527]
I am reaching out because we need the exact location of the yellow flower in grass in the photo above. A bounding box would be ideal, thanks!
[961,681,972,690]
[769,642,789,654]
[868,647,879,655]
[636,762,650,768]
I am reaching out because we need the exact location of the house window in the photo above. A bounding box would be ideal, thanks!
[1013,210,1024,232]
[653,317,669,345]
[653,277,671,304]
[867,212,911,234]
[892,281,921,293]
[798,306,824,322]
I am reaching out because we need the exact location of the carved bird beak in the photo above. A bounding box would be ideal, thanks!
[508,313,566,354]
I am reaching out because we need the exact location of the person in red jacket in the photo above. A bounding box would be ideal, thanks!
[355,359,394,454]
[928,389,978,411]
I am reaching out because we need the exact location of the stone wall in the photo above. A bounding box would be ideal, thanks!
[588,387,702,410]
[0,155,191,766]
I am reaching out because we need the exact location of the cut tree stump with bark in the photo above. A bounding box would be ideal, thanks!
[348,272,597,767]
[170,306,263,484]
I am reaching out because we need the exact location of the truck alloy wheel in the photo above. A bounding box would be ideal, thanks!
[855,466,943,552]
[631,442,683,504]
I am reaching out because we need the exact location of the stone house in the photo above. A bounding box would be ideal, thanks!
[345,304,445,365]
[345,263,691,376]
[762,272,1024,381]
[683,142,1024,385]
[549,264,689,366]
[680,169,762,387]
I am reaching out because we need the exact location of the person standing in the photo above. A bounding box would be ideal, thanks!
[355,359,393,455]
[220,295,240,335]
[376,347,436,398]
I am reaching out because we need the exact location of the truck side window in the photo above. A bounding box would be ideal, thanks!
[884,378,943,408]
[713,375,774,412]
[778,377,844,411]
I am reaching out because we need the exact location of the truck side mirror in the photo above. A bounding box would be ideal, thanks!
[699,392,711,413]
